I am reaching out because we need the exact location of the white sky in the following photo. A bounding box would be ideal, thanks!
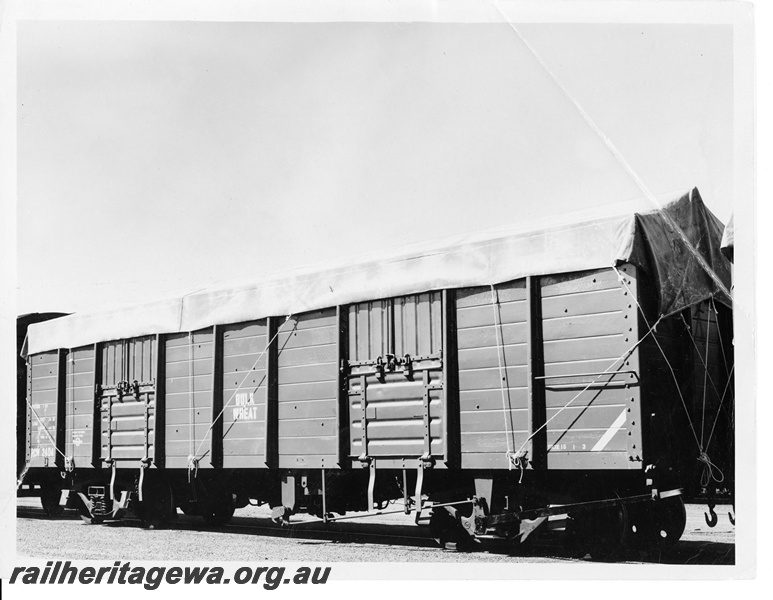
[17,19,734,314]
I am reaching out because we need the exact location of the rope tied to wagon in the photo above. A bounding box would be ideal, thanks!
[512,452,527,483]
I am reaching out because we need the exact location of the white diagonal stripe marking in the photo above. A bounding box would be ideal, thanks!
[591,409,627,452]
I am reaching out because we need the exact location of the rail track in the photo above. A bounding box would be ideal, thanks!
[16,499,734,565]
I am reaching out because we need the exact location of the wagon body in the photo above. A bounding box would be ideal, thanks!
[19,188,734,549]
[21,267,647,471]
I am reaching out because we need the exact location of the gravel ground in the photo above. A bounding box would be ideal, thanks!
[16,497,734,564]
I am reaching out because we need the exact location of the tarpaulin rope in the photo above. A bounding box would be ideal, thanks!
[709,296,735,442]
[67,352,75,472]
[189,315,294,471]
[489,285,520,473]
[700,304,713,449]
[697,452,725,488]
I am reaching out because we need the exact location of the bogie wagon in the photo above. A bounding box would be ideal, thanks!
[19,189,734,556]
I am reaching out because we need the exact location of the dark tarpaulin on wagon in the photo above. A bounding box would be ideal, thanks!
[626,188,732,318]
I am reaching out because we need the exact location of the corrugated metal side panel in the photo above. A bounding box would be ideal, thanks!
[101,337,156,385]
[221,320,269,468]
[348,293,445,464]
[164,330,212,468]
[28,351,60,467]
[349,293,444,360]
[456,280,529,469]
[100,336,158,466]
[64,345,95,466]
[393,293,444,357]
[350,299,391,362]
[277,309,338,469]
[101,341,123,387]
[541,265,642,469]
[128,336,155,384]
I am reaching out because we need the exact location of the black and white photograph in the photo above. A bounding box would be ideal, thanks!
[0,0,761,595]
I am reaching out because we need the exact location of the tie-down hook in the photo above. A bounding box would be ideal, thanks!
[704,501,718,528]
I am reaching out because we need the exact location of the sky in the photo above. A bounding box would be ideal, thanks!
[16,19,735,314]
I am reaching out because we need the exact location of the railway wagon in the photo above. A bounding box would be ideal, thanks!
[16,312,69,515]
[20,188,734,555]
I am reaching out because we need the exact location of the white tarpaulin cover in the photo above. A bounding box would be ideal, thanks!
[24,187,731,356]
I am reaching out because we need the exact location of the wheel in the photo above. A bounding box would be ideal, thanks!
[429,507,471,551]
[650,497,686,547]
[627,497,686,558]
[201,502,235,526]
[582,505,630,561]
[40,486,64,518]
[134,481,174,530]
[201,495,235,527]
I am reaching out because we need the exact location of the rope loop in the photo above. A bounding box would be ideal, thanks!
[187,455,199,481]
[508,450,528,484]
[697,451,725,487]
